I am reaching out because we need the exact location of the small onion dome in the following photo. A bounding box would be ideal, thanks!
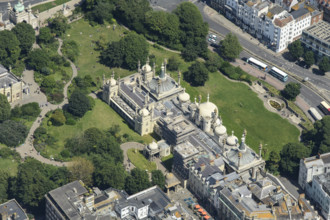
[110,78,116,86]
[178,88,190,103]
[166,173,174,180]
[215,125,227,136]
[139,108,149,116]
[142,64,152,72]
[148,141,158,150]
[227,132,238,146]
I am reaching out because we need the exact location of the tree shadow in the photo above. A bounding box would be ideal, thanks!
[312,68,325,76]
[282,52,295,62]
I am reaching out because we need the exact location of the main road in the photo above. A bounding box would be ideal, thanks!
[150,0,329,111]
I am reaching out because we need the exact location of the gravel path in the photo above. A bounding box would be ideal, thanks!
[15,39,78,167]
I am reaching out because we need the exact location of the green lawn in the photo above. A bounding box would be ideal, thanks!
[59,19,299,159]
[127,148,157,172]
[161,154,173,171]
[32,0,71,13]
[42,99,153,158]
[0,158,19,176]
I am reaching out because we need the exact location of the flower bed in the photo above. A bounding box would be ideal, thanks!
[269,100,283,111]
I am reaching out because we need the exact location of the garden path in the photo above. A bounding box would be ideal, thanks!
[15,38,78,167]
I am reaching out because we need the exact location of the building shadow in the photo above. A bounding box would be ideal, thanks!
[312,68,325,76]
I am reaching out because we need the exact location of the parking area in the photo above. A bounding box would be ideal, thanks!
[207,32,221,47]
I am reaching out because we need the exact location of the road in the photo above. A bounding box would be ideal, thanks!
[15,38,78,167]
[150,0,329,112]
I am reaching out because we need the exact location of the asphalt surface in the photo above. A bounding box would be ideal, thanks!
[0,0,44,13]
[150,0,328,112]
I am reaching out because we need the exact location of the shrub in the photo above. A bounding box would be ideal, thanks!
[50,109,66,126]
[21,102,41,117]
[66,118,76,125]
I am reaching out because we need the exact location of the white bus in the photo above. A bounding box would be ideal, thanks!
[247,57,268,71]
[269,67,288,82]
[319,101,330,115]
[309,107,323,121]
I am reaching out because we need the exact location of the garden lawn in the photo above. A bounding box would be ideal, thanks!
[42,99,153,158]
[127,148,157,172]
[0,158,19,176]
[32,0,71,13]
[63,19,134,87]
[161,154,173,171]
[185,73,300,158]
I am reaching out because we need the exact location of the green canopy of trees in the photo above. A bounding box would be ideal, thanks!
[12,22,36,56]
[101,32,149,70]
[0,120,28,147]
[38,27,54,44]
[125,168,151,195]
[167,56,180,71]
[303,50,315,68]
[0,30,21,68]
[0,94,11,122]
[281,82,301,101]
[48,15,69,37]
[68,157,94,186]
[0,171,9,203]
[184,61,209,86]
[205,52,224,72]
[319,56,330,73]
[68,90,93,117]
[266,151,280,174]
[151,170,165,190]
[280,142,311,177]
[26,49,50,72]
[288,40,304,61]
[219,33,242,61]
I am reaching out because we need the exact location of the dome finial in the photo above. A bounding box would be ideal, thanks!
[232,130,234,136]
[207,93,210,102]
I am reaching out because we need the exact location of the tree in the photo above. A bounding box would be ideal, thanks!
[219,33,242,61]
[302,116,330,154]
[205,52,224,72]
[20,102,41,117]
[266,151,280,174]
[145,11,180,48]
[41,75,56,89]
[68,90,92,117]
[87,0,114,24]
[184,61,209,86]
[0,94,11,122]
[181,43,198,62]
[115,0,151,34]
[288,40,304,61]
[93,158,126,190]
[68,157,94,186]
[0,120,28,147]
[38,27,54,44]
[167,56,180,71]
[101,32,149,70]
[26,49,50,72]
[12,22,36,55]
[0,30,21,68]
[48,15,69,36]
[151,170,165,190]
[125,168,151,195]
[50,109,66,126]
[319,56,330,73]
[281,82,301,101]
[304,50,315,68]
[280,143,310,177]
[0,170,9,203]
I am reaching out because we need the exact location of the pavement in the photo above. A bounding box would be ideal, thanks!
[150,0,329,112]
[15,38,78,167]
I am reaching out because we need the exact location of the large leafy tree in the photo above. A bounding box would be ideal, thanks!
[87,0,114,24]
[0,120,28,147]
[280,143,310,177]
[151,170,165,190]
[302,116,330,154]
[48,15,69,36]
[68,157,94,186]
[319,56,330,73]
[266,151,281,174]
[167,56,180,71]
[0,170,9,203]
[281,82,301,101]
[26,49,50,72]
[115,0,151,34]
[205,52,224,72]
[219,33,242,61]
[288,40,304,61]
[304,50,315,68]
[125,168,151,195]
[38,27,54,44]
[68,90,92,117]
[184,61,209,86]
[145,11,180,48]
[0,94,10,122]
[0,30,21,68]
[12,22,36,56]
[101,32,149,70]
[174,2,208,60]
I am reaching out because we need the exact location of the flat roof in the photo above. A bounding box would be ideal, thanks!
[0,199,28,220]
[303,21,330,44]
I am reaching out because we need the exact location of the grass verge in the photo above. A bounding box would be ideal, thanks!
[127,148,157,172]
[32,0,71,13]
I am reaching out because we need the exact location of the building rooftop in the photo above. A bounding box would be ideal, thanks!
[291,7,310,19]
[274,11,293,27]
[303,152,330,168]
[0,65,20,89]
[315,172,330,195]
[174,141,199,159]
[303,20,330,44]
[0,199,28,220]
